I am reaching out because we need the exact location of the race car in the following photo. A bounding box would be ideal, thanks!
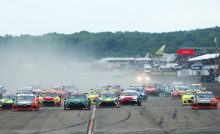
[87,89,102,104]
[96,92,120,108]
[50,85,68,98]
[0,93,16,109]
[165,82,185,97]
[144,84,159,96]
[12,93,39,111]
[38,91,61,107]
[171,85,189,99]
[128,86,148,101]
[181,92,195,105]
[64,93,90,110]
[192,91,218,109]
[119,90,142,106]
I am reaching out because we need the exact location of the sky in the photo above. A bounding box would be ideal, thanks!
[0,0,220,36]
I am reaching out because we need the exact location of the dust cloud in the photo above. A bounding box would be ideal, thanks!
[0,43,199,92]
[0,43,138,92]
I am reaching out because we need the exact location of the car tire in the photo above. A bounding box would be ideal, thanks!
[137,101,141,106]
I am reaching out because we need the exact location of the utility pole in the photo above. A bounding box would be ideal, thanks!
[214,37,220,76]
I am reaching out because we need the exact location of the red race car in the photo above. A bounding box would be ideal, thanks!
[144,84,159,96]
[171,85,189,99]
[192,91,218,110]
[12,93,39,111]
[119,90,142,106]
[50,85,68,98]
[38,91,61,107]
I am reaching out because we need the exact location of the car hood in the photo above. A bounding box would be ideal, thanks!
[99,97,116,101]
[146,88,158,91]
[196,98,212,103]
[17,100,32,105]
[120,96,137,100]
[65,99,85,103]
[43,97,54,100]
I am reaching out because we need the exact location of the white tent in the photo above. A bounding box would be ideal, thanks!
[188,53,219,61]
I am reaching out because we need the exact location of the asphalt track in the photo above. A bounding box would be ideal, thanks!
[0,75,220,134]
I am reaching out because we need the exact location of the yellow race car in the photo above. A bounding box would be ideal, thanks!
[0,93,16,109]
[181,92,195,105]
[87,90,101,105]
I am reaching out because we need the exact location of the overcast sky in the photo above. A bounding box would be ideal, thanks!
[0,0,219,35]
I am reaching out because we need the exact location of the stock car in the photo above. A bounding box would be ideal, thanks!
[165,82,185,97]
[50,85,68,98]
[87,89,102,104]
[144,84,159,96]
[128,86,147,101]
[64,93,90,110]
[96,92,120,108]
[12,93,39,111]
[0,93,16,109]
[192,91,218,109]
[181,92,195,105]
[119,90,142,106]
[38,91,61,107]
[171,85,189,99]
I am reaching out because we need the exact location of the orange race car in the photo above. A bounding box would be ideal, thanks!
[12,93,39,111]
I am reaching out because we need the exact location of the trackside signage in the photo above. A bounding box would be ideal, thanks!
[178,49,195,56]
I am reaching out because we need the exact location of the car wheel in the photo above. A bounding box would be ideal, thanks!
[137,101,141,106]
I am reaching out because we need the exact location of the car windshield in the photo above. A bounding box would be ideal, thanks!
[100,94,116,98]
[190,85,203,90]
[41,93,57,97]
[122,92,138,96]
[196,93,213,98]
[69,95,86,99]
[17,96,35,101]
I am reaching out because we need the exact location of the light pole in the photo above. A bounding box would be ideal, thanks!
[214,37,219,76]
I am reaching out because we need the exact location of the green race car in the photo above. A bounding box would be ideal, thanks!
[96,92,120,108]
[64,93,91,110]
[0,93,16,109]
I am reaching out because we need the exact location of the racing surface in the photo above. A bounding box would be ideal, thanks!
[95,97,220,134]
[0,107,90,134]
[0,74,220,134]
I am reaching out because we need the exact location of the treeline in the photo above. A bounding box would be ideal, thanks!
[0,26,220,58]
